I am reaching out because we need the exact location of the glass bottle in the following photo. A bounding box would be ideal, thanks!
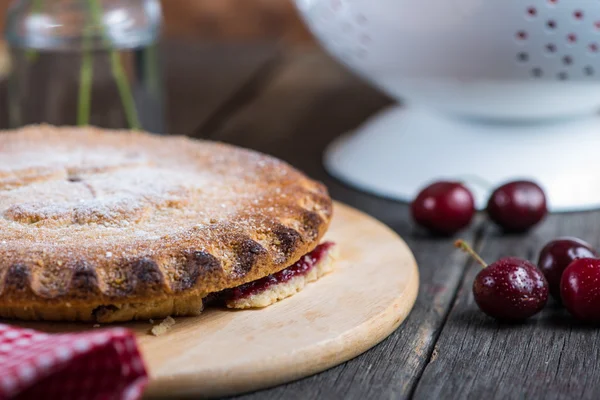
[4,0,165,133]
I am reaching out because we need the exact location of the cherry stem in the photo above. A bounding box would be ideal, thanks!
[454,174,494,190]
[454,240,488,268]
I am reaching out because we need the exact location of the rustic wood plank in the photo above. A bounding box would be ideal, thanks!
[162,0,313,44]
[413,212,600,400]
[0,38,596,398]
[164,41,279,135]
[202,49,478,399]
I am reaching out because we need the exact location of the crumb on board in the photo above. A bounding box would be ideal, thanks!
[93,324,100,328]
[150,316,176,336]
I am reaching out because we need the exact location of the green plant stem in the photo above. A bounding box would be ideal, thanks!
[25,0,43,62]
[144,43,159,97]
[77,30,93,126]
[88,0,141,130]
[110,50,141,130]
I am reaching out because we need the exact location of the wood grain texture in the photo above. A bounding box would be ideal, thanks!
[144,202,418,398]
[9,41,593,399]
[413,213,600,400]
[164,42,279,135]
[8,203,419,398]
[162,0,313,44]
[198,49,480,399]
[0,42,476,398]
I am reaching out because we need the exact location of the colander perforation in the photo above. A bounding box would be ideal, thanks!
[517,2,600,81]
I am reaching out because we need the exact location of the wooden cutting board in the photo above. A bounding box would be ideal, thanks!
[13,202,419,398]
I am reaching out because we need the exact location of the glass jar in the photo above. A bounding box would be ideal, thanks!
[4,0,165,133]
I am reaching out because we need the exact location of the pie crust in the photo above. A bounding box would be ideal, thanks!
[0,126,333,322]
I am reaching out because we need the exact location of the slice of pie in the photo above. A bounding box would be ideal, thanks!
[0,125,335,323]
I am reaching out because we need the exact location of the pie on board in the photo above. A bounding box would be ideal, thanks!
[0,126,335,323]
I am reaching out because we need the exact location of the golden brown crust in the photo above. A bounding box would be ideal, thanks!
[0,125,333,322]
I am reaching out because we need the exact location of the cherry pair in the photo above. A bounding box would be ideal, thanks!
[457,238,600,323]
[411,180,547,235]
[540,238,600,322]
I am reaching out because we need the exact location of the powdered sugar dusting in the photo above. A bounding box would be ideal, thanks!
[0,126,332,302]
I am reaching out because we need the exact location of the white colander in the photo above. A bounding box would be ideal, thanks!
[294,0,600,211]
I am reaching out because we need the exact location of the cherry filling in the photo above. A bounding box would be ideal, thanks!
[207,241,335,305]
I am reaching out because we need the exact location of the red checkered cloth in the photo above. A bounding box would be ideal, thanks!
[0,324,148,400]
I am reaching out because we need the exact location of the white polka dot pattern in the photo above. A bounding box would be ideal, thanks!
[0,323,148,399]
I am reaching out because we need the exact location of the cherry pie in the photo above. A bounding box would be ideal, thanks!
[0,126,334,322]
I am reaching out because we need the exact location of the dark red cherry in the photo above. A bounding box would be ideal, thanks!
[538,237,597,301]
[456,240,549,321]
[411,181,475,236]
[486,181,547,232]
[561,258,600,322]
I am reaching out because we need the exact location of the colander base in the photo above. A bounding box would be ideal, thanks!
[324,105,600,212]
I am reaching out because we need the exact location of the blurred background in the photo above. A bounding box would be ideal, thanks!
[5,0,597,210]
[0,0,325,134]
[0,0,313,45]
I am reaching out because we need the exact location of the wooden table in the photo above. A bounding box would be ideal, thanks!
[11,41,600,399]
[161,42,600,400]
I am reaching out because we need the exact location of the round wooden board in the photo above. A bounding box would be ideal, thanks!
[10,202,419,398]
